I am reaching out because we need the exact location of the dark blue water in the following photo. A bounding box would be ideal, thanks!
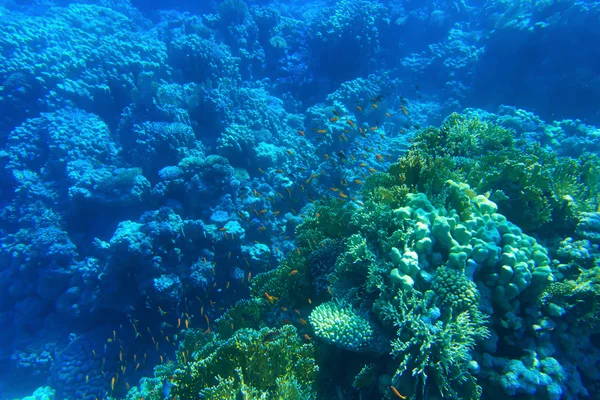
[0,1,599,399]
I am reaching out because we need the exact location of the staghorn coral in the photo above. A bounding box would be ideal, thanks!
[384,290,489,400]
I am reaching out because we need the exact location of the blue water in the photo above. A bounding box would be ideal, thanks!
[0,0,599,399]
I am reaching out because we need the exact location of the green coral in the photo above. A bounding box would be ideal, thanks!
[249,251,312,308]
[431,265,480,315]
[388,113,600,235]
[170,325,317,399]
[309,301,373,352]
[383,290,489,400]
[540,266,600,326]
[216,298,271,339]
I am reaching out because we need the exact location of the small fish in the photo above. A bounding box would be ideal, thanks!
[353,179,363,185]
[289,270,298,276]
[297,130,305,137]
[219,227,228,232]
[375,154,384,161]
[346,119,355,127]
[317,129,327,133]
[330,117,339,123]
[390,386,407,399]
[400,105,408,115]
[386,112,391,117]
[332,110,340,116]
[264,292,279,304]
[356,105,363,112]
[299,318,308,325]
[258,226,267,232]
[372,104,378,109]
[303,334,312,341]
[287,149,294,156]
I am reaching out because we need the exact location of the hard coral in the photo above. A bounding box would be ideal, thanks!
[170,325,317,400]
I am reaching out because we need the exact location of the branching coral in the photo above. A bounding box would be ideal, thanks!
[170,325,317,400]
[389,113,600,235]
[384,290,489,400]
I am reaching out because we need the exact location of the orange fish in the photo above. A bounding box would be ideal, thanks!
[303,334,312,341]
[275,169,284,173]
[370,126,377,131]
[368,167,378,173]
[297,130,305,136]
[289,270,298,276]
[258,167,265,173]
[299,318,308,325]
[386,112,391,117]
[219,227,228,232]
[372,104,378,109]
[264,292,279,304]
[287,149,294,156]
[339,192,348,199]
[390,386,407,399]
[347,119,355,127]
[330,117,339,123]
[354,179,364,185]
[400,105,408,115]
[375,154,383,161]
[324,154,329,161]
[258,226,267,232]
[356,106,363,112]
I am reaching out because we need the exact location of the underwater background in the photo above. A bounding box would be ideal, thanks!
[0,0,599,399]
